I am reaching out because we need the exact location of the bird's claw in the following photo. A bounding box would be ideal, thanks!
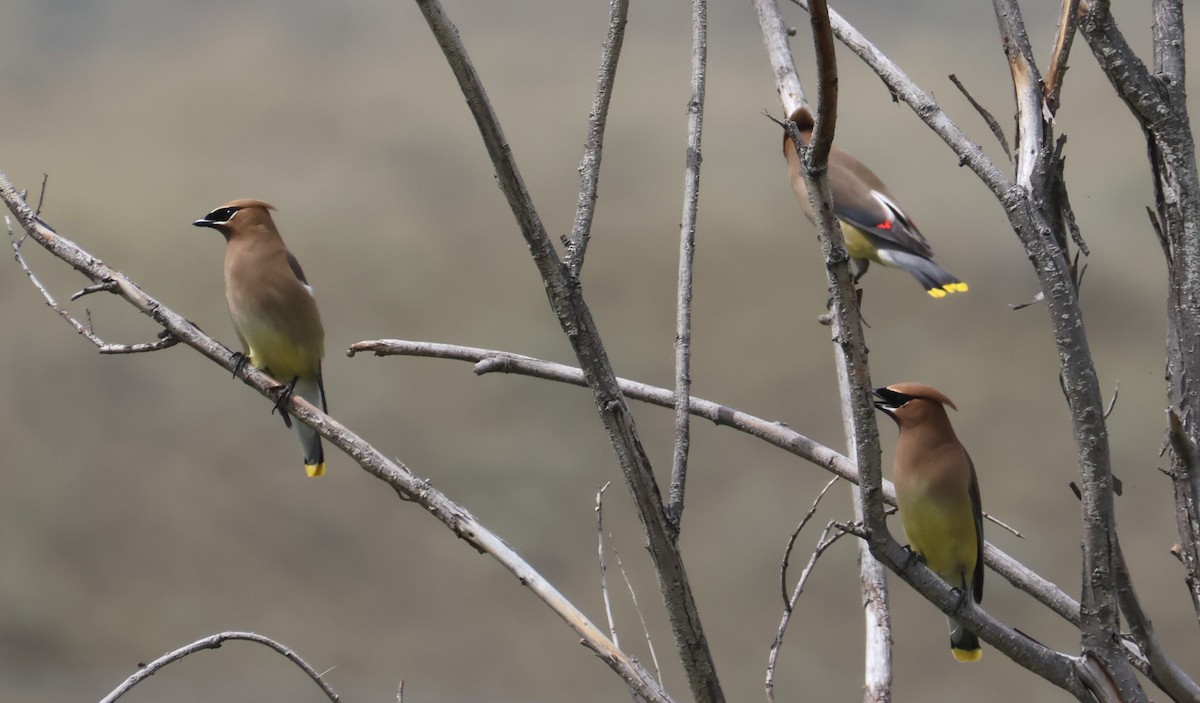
[231,351,249,378]
[271,375,299,429]
[951,586,968,612]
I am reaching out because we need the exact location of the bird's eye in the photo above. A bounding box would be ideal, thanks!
[204,206,240,223]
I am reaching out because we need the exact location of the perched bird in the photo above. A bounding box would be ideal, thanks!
[194,199,328,477]
[873,382,983,661]
[783,107,968,298]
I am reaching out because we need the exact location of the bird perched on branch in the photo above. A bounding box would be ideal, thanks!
[874,382,983,661]
[194,199,328,477]
[783,107,968,298]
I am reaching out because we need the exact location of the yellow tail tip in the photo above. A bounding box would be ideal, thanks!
[952,648,982,663]
[928,282,969,297]
[305,463,326,478]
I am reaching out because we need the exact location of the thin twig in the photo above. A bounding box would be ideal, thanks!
[779,476,841,609]
[948,73,1012,160]
[563,0,630,276]
[6,217,178,355]
[596,482,620,648]
[35,173,48,215]
[765,521,848,703]
[1104,381,1119,420]
[666,0,707,528]
[71,280,119,300]
[611,538,664,686]
[98,631,340,703]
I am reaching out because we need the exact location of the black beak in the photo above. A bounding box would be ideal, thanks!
[872,387,909,415]
[193,206,239,230]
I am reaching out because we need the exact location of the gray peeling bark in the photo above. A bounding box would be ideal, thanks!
[992,1,1142,698]
[1079,0,1200,628]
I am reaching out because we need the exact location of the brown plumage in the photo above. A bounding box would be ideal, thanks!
[873,382,983,661]
[782,107,968,298]
[194,199,328,477]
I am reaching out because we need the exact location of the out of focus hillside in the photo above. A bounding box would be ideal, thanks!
[1,1,1196,701]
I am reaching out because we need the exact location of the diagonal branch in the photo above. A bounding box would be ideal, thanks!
[563,0,629,277]
[1112,530,1200,701]
[413,2,723,700]
[0,175,672,703]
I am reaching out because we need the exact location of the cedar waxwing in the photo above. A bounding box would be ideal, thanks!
[783,107,968,298]
[873,382,983,662]
[194,199,328,477]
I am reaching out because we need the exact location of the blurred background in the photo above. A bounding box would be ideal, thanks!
[1,0,1196,700]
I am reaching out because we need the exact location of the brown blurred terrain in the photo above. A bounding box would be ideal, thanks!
[1,1,1197,701]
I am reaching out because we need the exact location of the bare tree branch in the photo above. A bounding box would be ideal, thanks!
[798,0,895,698]
[1045,0,1082,114]
[6,218,180,355]
[596,482,621,649]
[1079,0,1200,629]
[766,520,848,703]
[413,3,723,699]
[612,535,665,688]
[764,1,1130,697]
[349,337,1077,620]
[666,0,708,528]
[779,476,841,611]
[947,73,1012,160]
[1167,407,1200,622]
[1112,532,1200,701]
[0,175,673,703]
[994,0,1136,694]
[563,0,629,276]
[98,631,341,703]
[752,0,806,113]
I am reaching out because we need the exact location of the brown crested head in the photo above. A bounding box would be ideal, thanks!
[782,107,815,155]
[192,199,277,238]
[872,382,957,426]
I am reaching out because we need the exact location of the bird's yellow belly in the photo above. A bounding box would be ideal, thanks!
[240,322,321,381]
[840,223,881,263]
[899,493,978,586]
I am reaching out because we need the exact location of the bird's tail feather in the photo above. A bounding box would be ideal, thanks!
[948,615,982,662]
[882,249,968,298]
[292,375,326,477]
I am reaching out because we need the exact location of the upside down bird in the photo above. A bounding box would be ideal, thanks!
[195,199,329,477]
[783,107,968,298]
[874,382,983,661]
